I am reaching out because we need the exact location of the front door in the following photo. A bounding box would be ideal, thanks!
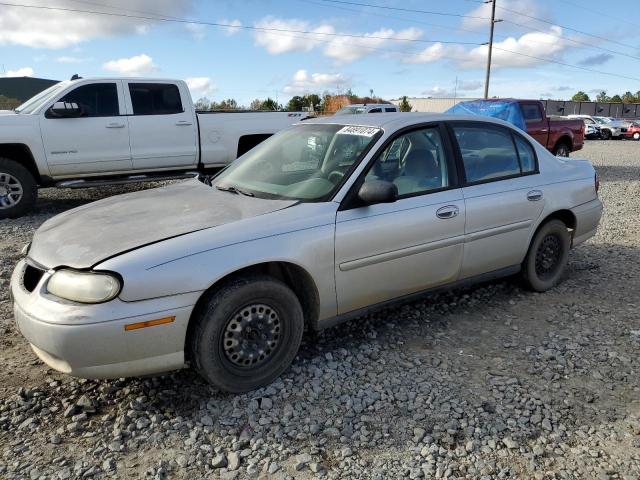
[335,125,465,314]
[520,101,548,148]
[39,81,132,176]
[125,82,198,170]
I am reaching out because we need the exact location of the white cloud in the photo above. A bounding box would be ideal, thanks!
[461,0,551,31]
[103,54,157,76]
[0,0,194,49]
[254,17,422,63]
[457,80,483,91]
[186,23,207,40]
[404,27,569,69]
[56,56,90,63]
[185,77,217,96]
[283,69,349,94]
[421,86,455,98]
[1,67,34,77]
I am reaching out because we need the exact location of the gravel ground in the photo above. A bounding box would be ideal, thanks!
[1,140,639,480]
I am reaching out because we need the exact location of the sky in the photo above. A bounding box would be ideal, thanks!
[1,0,639,106]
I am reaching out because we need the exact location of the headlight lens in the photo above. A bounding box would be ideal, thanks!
[47,270,121,303]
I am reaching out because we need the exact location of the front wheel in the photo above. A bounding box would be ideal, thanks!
[600,129,611,140]
[633,132,640,141]
[0,158,37,219]
[190,275,304,393]
[521,220,571,292]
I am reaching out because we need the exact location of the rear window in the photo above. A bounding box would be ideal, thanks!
[521,104,543,123]
[513,135,536,173]
[129,83,183,115]
[453,124,521,183]
[385,107,397,112]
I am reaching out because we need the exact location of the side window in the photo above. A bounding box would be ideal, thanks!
[584,118,595,125]
[129,83,183,115]
[385,107,397,112]
[368,108,382,113]
[57,83,119,117]
[366,127,449,196]
[521,104,543,123]
[453,124,521,183]
[513,135,536,173]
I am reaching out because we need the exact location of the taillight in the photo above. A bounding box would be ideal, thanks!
[595,172,600,195]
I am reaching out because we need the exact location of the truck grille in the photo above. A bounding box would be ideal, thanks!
[23,263,46,292]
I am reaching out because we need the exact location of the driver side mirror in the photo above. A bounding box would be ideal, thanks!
[48,101,83,118]
[358,180,398,205]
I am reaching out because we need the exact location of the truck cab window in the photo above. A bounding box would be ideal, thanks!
[57,83,119,117]
[521,104,543,123]
[129,83,183,115]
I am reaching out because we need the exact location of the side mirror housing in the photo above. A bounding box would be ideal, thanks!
[48,101,83,118]
[358,180,398,205]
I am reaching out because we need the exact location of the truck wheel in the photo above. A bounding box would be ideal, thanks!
[600,129,611,140]
[190,275,304,393]
[521,219,570,292]
[553,142,571,157]
[0,158,37,219]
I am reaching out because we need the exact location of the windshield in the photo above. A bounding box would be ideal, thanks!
[15,81,68,114]
[593,116,611,124]
[335,106,366,115]
[212,124,381,201]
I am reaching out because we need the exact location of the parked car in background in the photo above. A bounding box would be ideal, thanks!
[447,99,584,157]
[11,113,602,393]
[334,103,399,115]
[624,121,640,140]
[567,115,626,140]
[0,77,309,218]
[575,116,601,139]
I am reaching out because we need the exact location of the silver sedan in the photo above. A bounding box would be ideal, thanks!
[11,114,603,392]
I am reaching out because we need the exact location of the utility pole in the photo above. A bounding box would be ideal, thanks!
[483,0,499,99]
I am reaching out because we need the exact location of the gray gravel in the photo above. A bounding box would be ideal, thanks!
[1,140,639,479]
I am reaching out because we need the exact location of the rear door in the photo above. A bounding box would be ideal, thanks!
[334,124,465,314]
[124,81,198,170]
[449,121,545,279]
[520,102,549,148]
[39,80,132,176]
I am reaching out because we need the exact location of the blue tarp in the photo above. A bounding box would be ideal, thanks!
[446,100,526,131]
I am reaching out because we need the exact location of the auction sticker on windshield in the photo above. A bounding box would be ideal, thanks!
[336,126,381,137]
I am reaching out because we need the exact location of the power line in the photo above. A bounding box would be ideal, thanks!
[0,1,480,46]
[555,0,638,27]
[318,0,640,62]
[2,1,639,84]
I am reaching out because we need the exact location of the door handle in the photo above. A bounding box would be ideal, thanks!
[175,121,193,126]
[106,122,125,128]
[527,190,543,201]
[436,205,459,219]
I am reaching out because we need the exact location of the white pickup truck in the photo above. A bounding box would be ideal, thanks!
[0,77,309,218]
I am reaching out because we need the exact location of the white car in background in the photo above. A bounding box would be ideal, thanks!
[335,103,399,115]
[567,114,626,140]
[0,77,309,218]
[11,114,602,393]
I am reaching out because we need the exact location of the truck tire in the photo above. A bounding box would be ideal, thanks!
[190,274,304,393]
[0,158,37,219]
[600,129,611,140]
[553,141,571,157]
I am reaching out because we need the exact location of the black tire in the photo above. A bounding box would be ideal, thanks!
[190,275,304,393]
[553,142,571,157]
[521,219,571,292]
[600,129,611,140]
[0,158,37,219]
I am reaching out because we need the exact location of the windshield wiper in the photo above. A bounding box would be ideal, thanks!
[215,184,255,197]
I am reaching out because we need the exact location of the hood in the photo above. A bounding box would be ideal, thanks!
[29,179,297,269]
[0,110,16,115]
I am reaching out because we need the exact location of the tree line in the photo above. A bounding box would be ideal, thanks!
[194,89,413,113]
[571,90,640,103]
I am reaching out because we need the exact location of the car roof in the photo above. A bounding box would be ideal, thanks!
[304,112,518,130]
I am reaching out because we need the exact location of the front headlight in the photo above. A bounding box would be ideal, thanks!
[47,269,121,304]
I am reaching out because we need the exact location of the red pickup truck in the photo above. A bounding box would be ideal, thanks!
[518,100,584,157]
[448,99,585,156]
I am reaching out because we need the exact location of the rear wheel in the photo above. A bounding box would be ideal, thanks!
[633,132,640,141]
[553,141,571,157]
[190,275,304,393]
[521,220,570,292]
[0,158,37,219]
[600,129,611,140]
